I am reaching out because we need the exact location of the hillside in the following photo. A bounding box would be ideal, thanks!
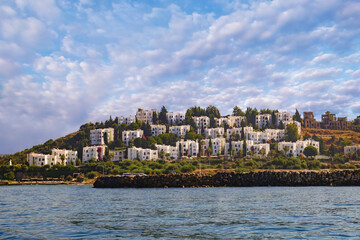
[302,128,360,151]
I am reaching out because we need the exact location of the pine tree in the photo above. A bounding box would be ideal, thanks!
[293,109,301,122]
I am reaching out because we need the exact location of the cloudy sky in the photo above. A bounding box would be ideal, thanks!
[1,0,360,153]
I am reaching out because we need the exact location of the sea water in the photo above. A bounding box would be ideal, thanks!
[1,185,360,239]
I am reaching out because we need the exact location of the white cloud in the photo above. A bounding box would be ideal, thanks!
[0,0,360,153]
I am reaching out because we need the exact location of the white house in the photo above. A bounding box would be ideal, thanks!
[255,114,272,128]
[135,109,158,124]
[225,141,244,156]
[227,116,246,127]
[90,128,114,145]
[156,144,179,160]
[246,140,270,156]
[275,112,292,126]
[109,149,126,162]
[344,145,360,156]
[122,129,144,145]
[264,129,285,142]
[226,128,242,140]
[215,117,228,127]
[203,138,226,156]
[128,147,158,161]
[278,139,319,157]
[169,125,190,138]
[52,149,78,165]
[176,140,199,157]
[243,126,254,133]
[205,127,225,139]
[82,146,106,163]
[27,153,58,166]
[151,124,166,137]
[166,112,185,124]
[28,149,78,166]
[118,115,135,125]
[193,116,210,129]
[246,129,285,143]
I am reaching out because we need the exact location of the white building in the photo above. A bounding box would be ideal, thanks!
[264,129,285,142]
[227,116,246,127]
[344,145,360,156]
[225,141,244,156]
[82,146,106,163]
[52,149,78,165]
[204,138,226,156]
[109,149,126,162]
[176,140,199,157]
[151,124,166,137]
[136,109,158,124]
[275,112,292,126]
[246,140,270,157]
[169,125,190,138]
[128,147,158,161]
[278,139,319,157]
[246,129,285,143]
[215,117,228,127]
[118,115,135,125]
[28,149,78,166]
[205,127,225,139]
[122,129,144,145]
[255,114,272,128]
[156,144,179,160]
[193,116,210,129]
[166,112,185,125]
[226,128,242,140]
[90,128,114,145]
[27,153,58,166]
[243,126,254,133]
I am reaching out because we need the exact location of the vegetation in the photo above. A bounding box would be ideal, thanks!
[0,105,359,176]
[285,123,300,142]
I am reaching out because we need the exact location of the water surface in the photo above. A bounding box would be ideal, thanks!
[1,185,359,239]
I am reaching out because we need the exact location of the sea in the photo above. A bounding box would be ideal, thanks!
[0,185,359,239]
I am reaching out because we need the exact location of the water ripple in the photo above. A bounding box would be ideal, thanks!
[1,185,360,239]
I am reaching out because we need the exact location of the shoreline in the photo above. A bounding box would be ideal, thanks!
[94,169,360,188]
[0,180,94,186]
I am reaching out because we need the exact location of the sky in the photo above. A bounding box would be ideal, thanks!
[0,0,360,154]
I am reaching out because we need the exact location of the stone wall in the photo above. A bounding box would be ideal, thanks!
[93,170,360,188]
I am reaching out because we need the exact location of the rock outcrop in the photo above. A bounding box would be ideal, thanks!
[93,170,360,188]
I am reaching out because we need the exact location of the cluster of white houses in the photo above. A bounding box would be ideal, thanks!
[27,109,360,166]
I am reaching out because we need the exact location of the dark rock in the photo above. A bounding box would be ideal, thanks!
[93,170,360,188]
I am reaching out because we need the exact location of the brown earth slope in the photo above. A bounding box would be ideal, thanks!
[302,128,360,150]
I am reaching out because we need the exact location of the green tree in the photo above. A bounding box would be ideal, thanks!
[328,144,336,156]
[104,132,108,145]
[185,131,196,141]
[303,146,318,158]
[205,105,221,118]
[293,109,301,122]
[243,140,247,157]
[285,123,299,142]
[60,154,65,165]
[233,106,245,116]
[152,111,158,124]
[158,106,168,124]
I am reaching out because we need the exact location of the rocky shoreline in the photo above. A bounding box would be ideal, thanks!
[93,170,360,188]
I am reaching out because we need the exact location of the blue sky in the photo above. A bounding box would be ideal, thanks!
[0,0,359,153]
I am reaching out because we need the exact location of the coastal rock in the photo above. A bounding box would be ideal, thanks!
[93,170,360,188]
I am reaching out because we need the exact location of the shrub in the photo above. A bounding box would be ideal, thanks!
[86,171,97,179]
[4,172,15,180]
[65,175,73,181]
